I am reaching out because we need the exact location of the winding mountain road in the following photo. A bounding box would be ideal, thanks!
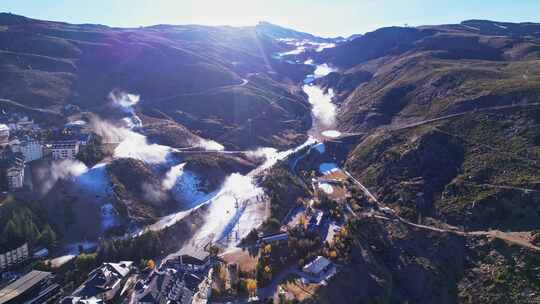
[145,78,249,104]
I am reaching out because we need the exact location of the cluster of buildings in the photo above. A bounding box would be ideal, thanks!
[0,150,25,190]
[61,261,134,304]
[0,242,50,272]
[131,253,214,304]
[0,270,61,304]
[0,114,92,191]
[46,123,91,162]
[0,243,29,271]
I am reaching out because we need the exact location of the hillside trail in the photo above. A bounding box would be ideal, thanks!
[334,101,540,140]
[342,168,540,253]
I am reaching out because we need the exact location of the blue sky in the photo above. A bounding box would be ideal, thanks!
[3,0,539,37]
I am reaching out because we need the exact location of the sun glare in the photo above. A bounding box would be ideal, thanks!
[185,0,263,26]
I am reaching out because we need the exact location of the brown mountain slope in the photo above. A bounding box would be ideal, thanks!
[304,20,540,303]
[0,13,313,149]
[315,21,540,230]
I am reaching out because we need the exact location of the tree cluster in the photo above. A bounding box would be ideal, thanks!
[76,133,105,167]
[0,202,58,251]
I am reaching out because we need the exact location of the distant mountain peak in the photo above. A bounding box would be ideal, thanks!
[255,21,338,43]
[0,12,32,25]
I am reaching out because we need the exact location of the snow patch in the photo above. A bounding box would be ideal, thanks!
[163,163,215,209]
[319,162,339,175]
[190,173,264,248]
[100,203,119,229]
[322,130,342,138]
[313,143,325,154]
[318,182,334,194]
[276,39,337,57]
[316,43,336,52]
[74,163,109,196]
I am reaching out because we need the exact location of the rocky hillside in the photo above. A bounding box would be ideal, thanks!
[304,20,540,303]
[309,216,540,304]
[181,153,256,192]
[314,22,540,132]
[106,158,175,221]
[310,20,540,229]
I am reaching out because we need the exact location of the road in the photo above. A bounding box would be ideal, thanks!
[394,215,540,252]
[342,169,379,204]
[146,78,249,103]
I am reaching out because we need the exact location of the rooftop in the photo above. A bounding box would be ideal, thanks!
[51,140,79,150]
[302,256,332,275]
[0,270,51,304]
[73,261,133,299]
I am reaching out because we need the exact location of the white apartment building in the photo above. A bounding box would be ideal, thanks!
[4,152,25,190]
[0,124,9,145]
[6,165,24,189]
[0,243,29,270]
[12,138,43,163]
[51,140,80,160]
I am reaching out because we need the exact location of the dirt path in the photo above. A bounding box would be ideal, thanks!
[369,212,540,252]
[343,167,540,253]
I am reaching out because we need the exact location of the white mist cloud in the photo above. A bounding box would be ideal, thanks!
[245,147,278,163]
[89,117,129,143]
[109,90,142,129]
[109,91,140,109]
[313,63,336,78]
[35,159,88,195]
[114,131,171,164]
[303,85,336,128]
[162,163,185,191]
[89,115,172,164]
[197,138,225,151]
[142,182,168,203]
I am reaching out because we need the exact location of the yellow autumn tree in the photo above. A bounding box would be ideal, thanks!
[299,214,307,227]
[246,279,257,296]
[263,244,272,254]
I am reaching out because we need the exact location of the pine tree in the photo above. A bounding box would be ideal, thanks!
[39,225,57,249]
[3,219,20,243]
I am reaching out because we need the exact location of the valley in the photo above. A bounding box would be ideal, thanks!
[0,11,540,304]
